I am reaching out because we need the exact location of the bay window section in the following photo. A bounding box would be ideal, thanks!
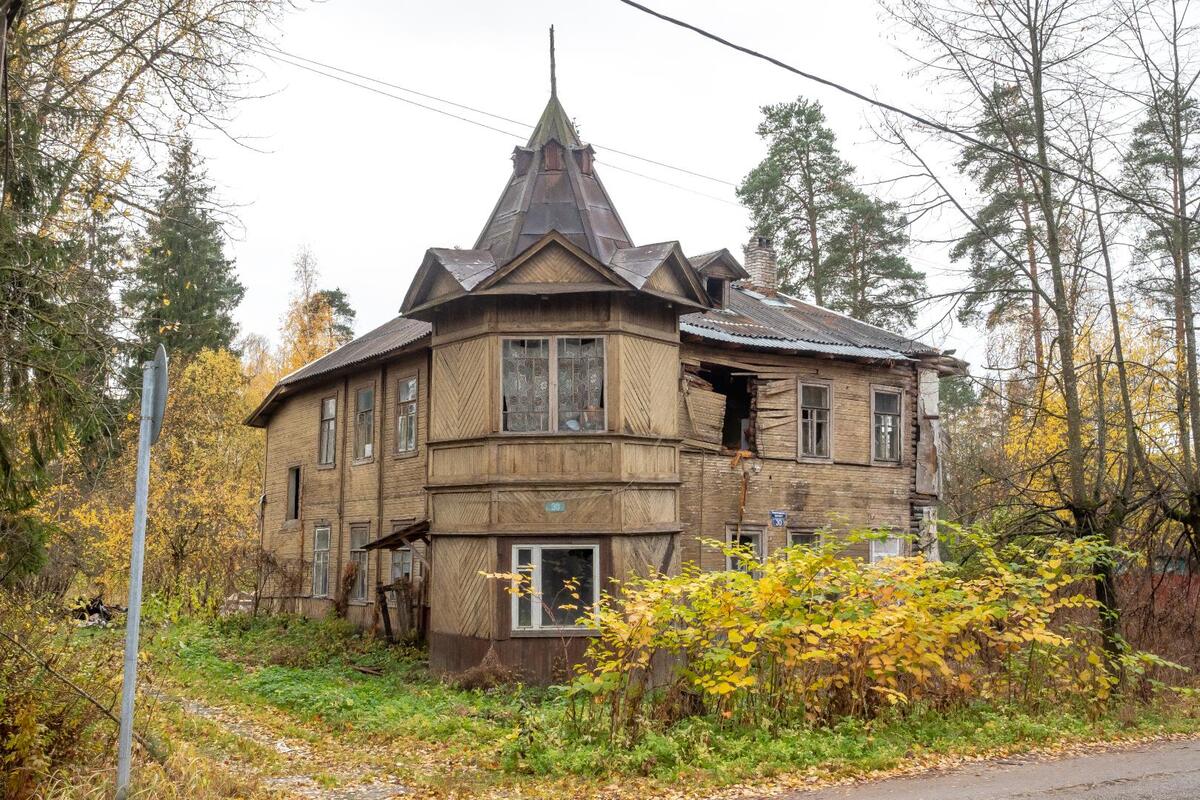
[511,544,599,631]
[501,337,605,433]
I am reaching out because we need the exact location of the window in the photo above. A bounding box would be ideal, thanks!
[501,338,606,433]
[799,382,831,458]
[354,386,374,460]
[873,388,902,462]
[870,535,904,562]
[312,525,330,597]
[350,525,370,602]
[318,396,337,466]
[396,376,418,454]
[789,529,821,548]
[391,547,418,582]
[725,525,764,571]
[511,544,599,631]
[705,276,729,307]
[285,466,300,521]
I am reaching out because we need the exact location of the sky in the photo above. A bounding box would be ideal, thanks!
[198,0,977,365]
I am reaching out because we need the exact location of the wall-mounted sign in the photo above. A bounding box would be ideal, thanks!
[544,500,566,513]
[769,510,788,527]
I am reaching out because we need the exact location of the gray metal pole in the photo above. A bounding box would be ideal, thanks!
[115,360,156,799]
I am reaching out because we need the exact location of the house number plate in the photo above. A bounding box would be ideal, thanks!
[544,501,566,513]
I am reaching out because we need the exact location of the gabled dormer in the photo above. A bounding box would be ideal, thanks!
[688,249,750,309]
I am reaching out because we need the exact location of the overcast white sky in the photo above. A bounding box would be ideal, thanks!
[198,0,978,365]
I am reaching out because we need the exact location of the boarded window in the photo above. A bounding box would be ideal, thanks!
[318,397,337,466]
[556,337,605,431]
[511,544,599,631]
[799,383,830,458]
[350,525,370,602]
[354,386,374,460]
[312,525,330,597]
[873,388,901,462]
[725,525,764,571]
[285,466,300,521]
[502,339,550,432]
[396,376,418,454]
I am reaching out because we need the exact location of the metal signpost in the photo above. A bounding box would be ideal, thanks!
[115,344,168,800]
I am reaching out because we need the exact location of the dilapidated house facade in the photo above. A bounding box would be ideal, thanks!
[247,86,965,680]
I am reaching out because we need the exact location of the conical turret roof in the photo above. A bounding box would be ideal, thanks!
[474,91,633,264]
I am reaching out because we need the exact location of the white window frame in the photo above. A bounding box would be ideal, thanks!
[871,385,903,464]
[870,534,904,563]
[395,374,419,456]
[510,543,600,632]
[500,336,607,434]
[317,395,337,467]
[390,546,419,582]
[312,524,330,597]
[349,524,370,602]
[798,379,833,460]
[725,524,765,571]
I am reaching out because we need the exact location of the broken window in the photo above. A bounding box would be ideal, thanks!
[705,276,729,307]
[725,525,764,571]
[502,338,550,432]
[680,363,755,452]
[720,374,755,451]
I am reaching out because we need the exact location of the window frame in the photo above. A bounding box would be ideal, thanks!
[797,379,834,461]
[312,524,330,597]
[390,546,419,583]
[317,395,338,468]
[788,528,822,549]
[500,336,608,435]
[510,543,601,634]
[285,465,301,522]
[394,374,419,457]
[870,534,904,563]
[725,524,765,572]
[349,523,370,603]
[353,384,376,463]
[871,385,903,464]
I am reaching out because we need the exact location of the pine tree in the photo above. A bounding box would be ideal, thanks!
[279,247,356,373]
[123,136,244,378]
[739,97,925,326]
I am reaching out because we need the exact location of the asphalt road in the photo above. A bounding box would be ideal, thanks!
[780,738,1200,799]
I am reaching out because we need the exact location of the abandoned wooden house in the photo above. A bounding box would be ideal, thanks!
[246,82,966,679]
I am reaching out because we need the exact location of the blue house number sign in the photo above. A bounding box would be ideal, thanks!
[769,510,787,527]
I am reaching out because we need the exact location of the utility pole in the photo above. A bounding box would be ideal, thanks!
[116,344,168,800]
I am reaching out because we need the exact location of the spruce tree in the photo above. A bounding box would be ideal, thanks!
[123,136,244,378]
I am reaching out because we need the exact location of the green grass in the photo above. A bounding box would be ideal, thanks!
[144,615,1200,797]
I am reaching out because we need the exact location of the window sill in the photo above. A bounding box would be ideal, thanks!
[281,519,300,531]
[393,449,420,460]
[871,459,903,468]
[797,454,834,464]
[510,627,599,638]
[316,463,337,471]
[498,430,610,437]
[352,457,375,466]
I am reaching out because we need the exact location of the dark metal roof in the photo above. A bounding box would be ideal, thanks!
[687,249,751,281]
[608,242,678,287]
[246,316,431,427]
[426,248,497,291]
[474,93,633,265]
[681,286,939,360]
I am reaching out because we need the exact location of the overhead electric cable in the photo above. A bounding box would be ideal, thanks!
[256,42,739,188]
[613,0,1191,222]
[257,48,741,206]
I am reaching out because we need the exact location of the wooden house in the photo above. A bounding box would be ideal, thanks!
[246,85,966,680]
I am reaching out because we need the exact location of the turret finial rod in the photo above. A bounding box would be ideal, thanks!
[549,25,557,98]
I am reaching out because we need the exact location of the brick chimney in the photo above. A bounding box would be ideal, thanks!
[742,234,778,294]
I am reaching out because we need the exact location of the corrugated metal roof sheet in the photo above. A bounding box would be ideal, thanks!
[680,286,936,359]
[280,316,431,387]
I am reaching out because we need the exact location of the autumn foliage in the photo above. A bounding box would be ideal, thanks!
[569,530,1179,738]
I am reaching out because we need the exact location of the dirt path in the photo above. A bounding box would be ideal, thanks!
[170,696,408,799]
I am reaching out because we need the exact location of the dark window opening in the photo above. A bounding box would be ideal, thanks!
[285,466,300,521]
[705,276,728,307]
[704,365,754,452]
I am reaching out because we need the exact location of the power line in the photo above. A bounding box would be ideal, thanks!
[256,48,741,206]
[613,0,1192,223]
[256,42,739,189]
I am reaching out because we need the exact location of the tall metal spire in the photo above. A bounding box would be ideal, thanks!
[549,25,557,98]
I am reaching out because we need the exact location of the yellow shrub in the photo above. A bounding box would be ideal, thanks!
[569,528,1137,736]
